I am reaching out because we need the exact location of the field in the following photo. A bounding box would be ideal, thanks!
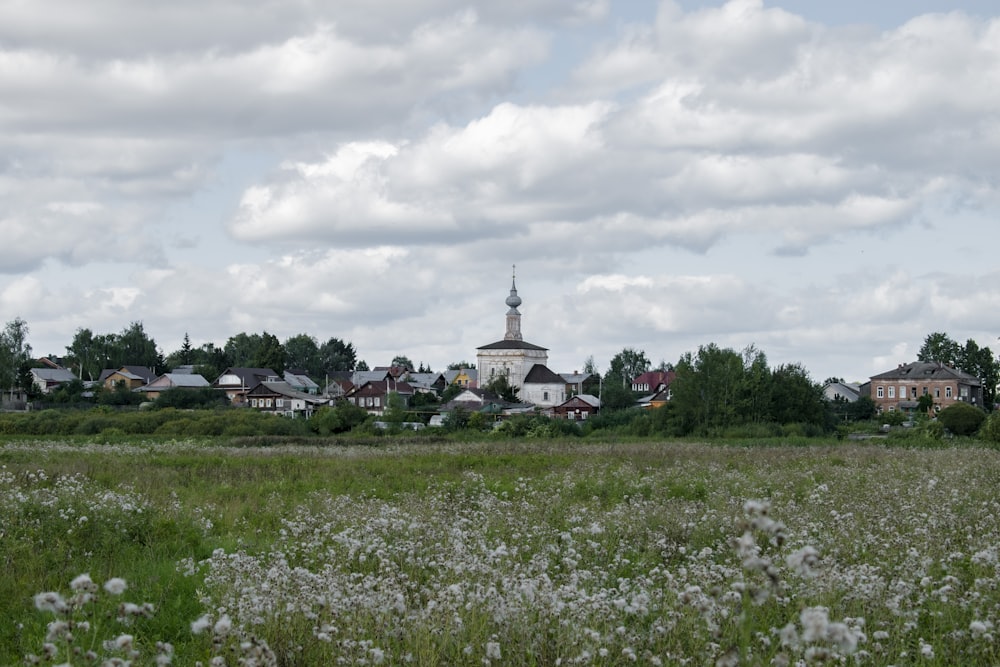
[2,438,1000,666]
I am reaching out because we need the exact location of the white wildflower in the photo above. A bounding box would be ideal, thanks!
[34,592,67,614]
[191,615,212,635]
[485,642,501,660]
[970,620,994,638]
[104,578,128,595]
[70,573,96,591]
[213,614,233,636]
[785,546,821,577]
[800,607,830,643]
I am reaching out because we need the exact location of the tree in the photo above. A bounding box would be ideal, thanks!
[383,392,407,430]
[741,345,772,425]
[192,342,229,381]
[957,338,999,410]
[582,356,598,376]
[669,344,747,435]
[447,361,475,370]
[65,327,108,381]
[848,396,878,422]
[599,380,636,412]
[391,355,414,370]
[0,317,32,400]
[918,332,961,366]
[318,337,357,373]
[284,334,322,378]
[116,321,162,370]
[309,402,369,435]
[224,332,263,367]
[605,348,650,387]
[179,333,194,365]
[484,374,519,403]
[769,363,825,426]
[252,332,285,374]
[355,360,370,371]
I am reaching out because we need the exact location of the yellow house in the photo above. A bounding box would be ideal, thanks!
[450,368,478,389]
[100,366,157,390]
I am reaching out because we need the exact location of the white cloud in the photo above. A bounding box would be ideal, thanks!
[2,0,1000,388]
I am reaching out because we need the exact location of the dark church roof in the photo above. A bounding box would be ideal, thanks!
[477,339,548,351]
[523,364,564,384]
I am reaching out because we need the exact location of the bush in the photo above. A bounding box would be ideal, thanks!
[979,411,1000,444]
[937,401,986,436]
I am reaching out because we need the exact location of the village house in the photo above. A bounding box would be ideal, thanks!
[30,367,78,394]
[137,372,210,400]
[245,381,329,418]
[345,380,415,416]
[553,394,601,420]
[99,366,157,391]
[862,361,983,415]
[212,367,281,405]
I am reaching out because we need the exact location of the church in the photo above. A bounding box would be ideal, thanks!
[476,270,565,407]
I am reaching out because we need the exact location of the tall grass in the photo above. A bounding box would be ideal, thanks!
[3,439,1000,665]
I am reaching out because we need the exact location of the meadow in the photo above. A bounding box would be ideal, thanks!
[2,438,1000,666]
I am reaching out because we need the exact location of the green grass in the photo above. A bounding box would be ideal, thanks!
[3,439,1000,665]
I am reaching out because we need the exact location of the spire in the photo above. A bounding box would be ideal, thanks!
[504,265,523,341]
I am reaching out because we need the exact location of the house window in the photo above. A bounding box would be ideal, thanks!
[375,397,381,407]
[946,386,953,398]
[935,387,940,398]
[922,387,928,395]
[543,391,549,401]
[888,406,895,412]
[888,386,895,399]
[911,387,917,398]
[877,386,884,398]
[276,399,284,408]
[250,399,258,407]
[266,399,273,408]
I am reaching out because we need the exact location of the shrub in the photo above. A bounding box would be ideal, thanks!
[937,401,986,436]
[980,410,1000,444]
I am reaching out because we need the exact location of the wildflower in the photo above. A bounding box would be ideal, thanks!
[191,614,213,635]
[104,578,128,595]
[970,620,994,638]
[45,621,71,641]
[779,623,799,649]
[70,573,96,592]
[485,642,501,660]
[800,607,830,643]
[34,592,68,614]
[715,647,739,667]
[826,622,859,653]
[213,614,233,637]
[919,639,934,658]
[785,546,820,577]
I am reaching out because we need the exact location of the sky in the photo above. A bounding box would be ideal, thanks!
[3,0,1000,384]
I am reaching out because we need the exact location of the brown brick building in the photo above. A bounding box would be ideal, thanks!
[862,361,983,415]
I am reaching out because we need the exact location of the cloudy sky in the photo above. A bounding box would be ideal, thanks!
[3,0,1000,383]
